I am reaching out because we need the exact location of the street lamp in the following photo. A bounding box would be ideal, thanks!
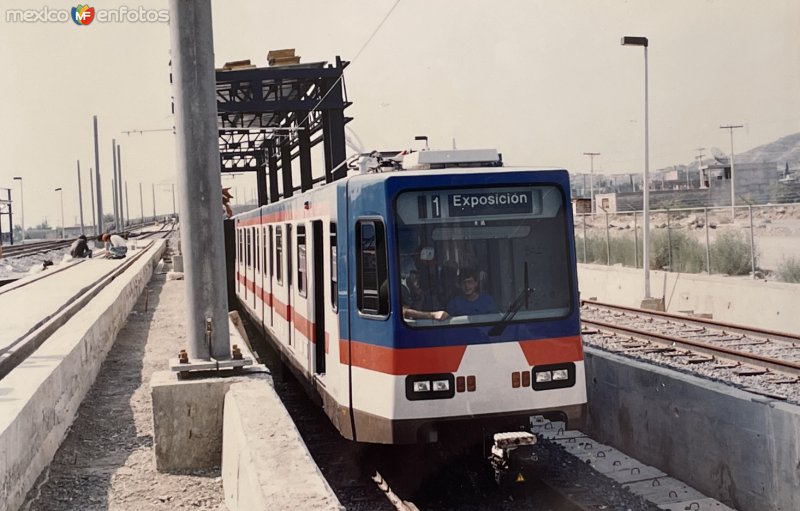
[621,35,651,300]
[12,176,23,242]
[54,187,64,239]
[583,152,600,213]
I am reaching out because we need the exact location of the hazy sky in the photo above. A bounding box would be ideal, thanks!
[1,0,798,229]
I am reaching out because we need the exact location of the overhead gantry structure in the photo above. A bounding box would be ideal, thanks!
[216,56,352,205]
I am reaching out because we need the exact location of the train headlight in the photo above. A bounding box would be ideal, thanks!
[432,379,450,392]
[405,374,455,400]
[552,369,569,381]
[532,363,576,391]
[413,381,431,392]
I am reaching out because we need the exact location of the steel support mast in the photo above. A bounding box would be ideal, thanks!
[169,0,231,362]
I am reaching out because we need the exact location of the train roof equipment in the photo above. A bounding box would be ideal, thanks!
[354,148,503,174]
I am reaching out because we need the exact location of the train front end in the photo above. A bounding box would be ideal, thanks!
[345,154,586,444]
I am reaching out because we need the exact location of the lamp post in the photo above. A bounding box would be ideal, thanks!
[720,124,743,219]
[13,177,23,242]
[621,35,651,299]
[583,152,600,213]
[54,187,65,239]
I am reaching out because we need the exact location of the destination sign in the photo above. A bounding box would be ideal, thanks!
[448,191,536,217]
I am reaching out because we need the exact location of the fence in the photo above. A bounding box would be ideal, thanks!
[573,203,800,283]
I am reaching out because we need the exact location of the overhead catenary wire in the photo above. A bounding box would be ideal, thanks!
[300,0,402,129]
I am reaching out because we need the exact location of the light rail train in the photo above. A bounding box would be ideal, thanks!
[232,148,586,444]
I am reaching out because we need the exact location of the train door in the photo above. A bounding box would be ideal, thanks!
[260,225,267,326]
[286,223,294,349]
[268,225,274,327]
[254,225,261,316]
[249,227,256,311]
[236,227,241,295]
[243,228,249,302]
[312,220,325,374]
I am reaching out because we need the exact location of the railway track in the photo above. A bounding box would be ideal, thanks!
[580,299,800,401]
[243,316,657,511]
[0,222,172,261]
[0,240,159,380]
[0,240,73,259]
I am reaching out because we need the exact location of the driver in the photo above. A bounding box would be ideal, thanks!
[447,268,498,316]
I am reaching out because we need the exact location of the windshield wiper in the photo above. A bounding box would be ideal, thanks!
[489,262,533,337]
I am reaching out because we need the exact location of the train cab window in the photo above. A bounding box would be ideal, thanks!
[297,225,307,297]
[275,226,283,285]
[356,219,389,316]
[330,222,337,311]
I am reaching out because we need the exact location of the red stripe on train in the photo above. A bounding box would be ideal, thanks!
[518,336,584,366]
[340,340,467,375]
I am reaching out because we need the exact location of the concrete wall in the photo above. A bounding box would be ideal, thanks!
[585,347,800,511]
[0,241,165,511]
[578,264,800,333]
[222,380,344,511]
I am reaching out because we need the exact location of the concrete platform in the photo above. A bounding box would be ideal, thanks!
[0,240,166,511]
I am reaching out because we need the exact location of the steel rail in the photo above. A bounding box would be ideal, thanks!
[581,317,800,376]
[582,299,800,346]
[0,240,74,259]
[0,241,157,380]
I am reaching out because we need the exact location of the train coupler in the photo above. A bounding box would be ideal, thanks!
[489,431,538,486]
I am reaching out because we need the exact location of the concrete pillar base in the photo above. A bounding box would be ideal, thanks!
[150,370,268,472]
[640,297,665,311]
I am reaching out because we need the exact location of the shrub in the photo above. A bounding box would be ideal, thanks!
[575,234,638,267]
[650,229,705,273]
[776,257,800,283]
[710,231,754,276]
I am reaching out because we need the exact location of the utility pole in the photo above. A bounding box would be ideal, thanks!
[93,116,103,234]
[583,152,600,213]
[112,139,119,231]
[77,160,85,235]
[695,147,706,189]
[125,181,130,227]
[89,169,96,235]
[117,145,125,227]
[720,125,743,219]
[139,183,144,224]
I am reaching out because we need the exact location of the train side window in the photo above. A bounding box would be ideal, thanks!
[255,227,260,273]
[330,222,337,311]
[262,227,268,272]
[287,223,293,287]
[269,226,274,278]
[275,226,283,285]
[356,219,389,316]
[236,229,241,264]
[297,224,307,297]
[245,228,253,267]
[238,228,244,264]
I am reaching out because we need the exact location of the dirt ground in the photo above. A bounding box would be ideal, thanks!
[22,265,226,510]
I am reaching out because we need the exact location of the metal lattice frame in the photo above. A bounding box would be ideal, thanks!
[216,57,352,204]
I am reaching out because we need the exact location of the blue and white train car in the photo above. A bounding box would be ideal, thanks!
[233,149,586,444]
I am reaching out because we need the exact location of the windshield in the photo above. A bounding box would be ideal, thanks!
[395,184,572,329]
